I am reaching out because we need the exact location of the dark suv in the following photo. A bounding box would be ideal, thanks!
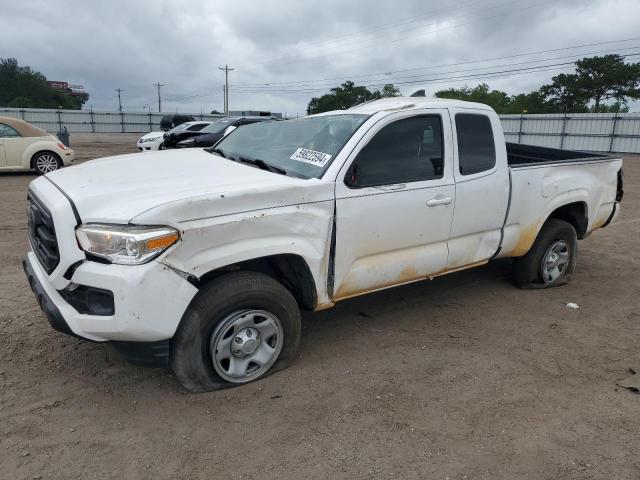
[159,114,197,131]
[175,117,279,149]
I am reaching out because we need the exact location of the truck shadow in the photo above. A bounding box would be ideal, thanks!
[51,258,516,396]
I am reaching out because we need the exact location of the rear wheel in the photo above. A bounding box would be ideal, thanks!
[32,152,62,174]
[513,219,577,289]
[170,271,301,392]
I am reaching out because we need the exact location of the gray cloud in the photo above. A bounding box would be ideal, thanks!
[1,0,638,115]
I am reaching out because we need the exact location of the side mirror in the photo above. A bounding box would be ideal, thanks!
[223,125,237,137]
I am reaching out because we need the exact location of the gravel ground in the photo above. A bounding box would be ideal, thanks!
[1,136,639,479]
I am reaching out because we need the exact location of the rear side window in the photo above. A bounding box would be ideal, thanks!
[0,123,20,138]
[350,115,444,187]
[187,123,209,131]
[455,113,496,175]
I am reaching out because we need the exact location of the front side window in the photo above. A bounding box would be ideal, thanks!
[455,113,496,175]
[0,123,20,138]
[348,115,444,188]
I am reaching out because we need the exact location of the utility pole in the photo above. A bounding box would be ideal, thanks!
[116,88,124,112]
[218,65,234,115]
[153,82,164,112]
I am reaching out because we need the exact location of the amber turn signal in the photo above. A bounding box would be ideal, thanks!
[145,232,179,250]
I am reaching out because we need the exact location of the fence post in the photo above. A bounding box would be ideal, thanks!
[609,115,619,152]
[120,110,125,133]
[56,109,63,131]
[90,107,95,133]
[517,113,524,144]
[560,113,568,149]
[148,112,153,132]
[20,108,25,120]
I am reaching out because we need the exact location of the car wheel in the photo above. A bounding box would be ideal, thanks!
[32,152,62,174]
[171,271,301,393]
[513,219,577,289]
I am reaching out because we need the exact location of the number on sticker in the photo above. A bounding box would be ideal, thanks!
[290,148,332,167]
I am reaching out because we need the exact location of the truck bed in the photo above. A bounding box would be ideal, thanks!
[507,143,616,168]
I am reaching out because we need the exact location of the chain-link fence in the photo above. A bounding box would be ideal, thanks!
[0,108,224,133]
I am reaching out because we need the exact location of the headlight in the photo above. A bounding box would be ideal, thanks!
[140,137,159,143]
[76,224,180,265]
[178,138,196,146]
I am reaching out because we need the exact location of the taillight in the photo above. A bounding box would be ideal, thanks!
[616,169,624,202]
[57,142,67,151]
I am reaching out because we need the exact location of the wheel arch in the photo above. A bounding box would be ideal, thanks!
[194,253,318,311]
[546,201,588,239]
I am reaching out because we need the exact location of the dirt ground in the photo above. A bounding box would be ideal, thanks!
[1,136,639,479]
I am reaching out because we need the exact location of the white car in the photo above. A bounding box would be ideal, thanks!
[136,131,165,151]
[24,97,623,392]
[137,121,214,151]
[0,116,75,174]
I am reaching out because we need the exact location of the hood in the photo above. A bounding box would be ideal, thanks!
[46,148,330,224]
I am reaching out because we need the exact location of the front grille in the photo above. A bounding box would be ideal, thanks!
[27,191,60,274]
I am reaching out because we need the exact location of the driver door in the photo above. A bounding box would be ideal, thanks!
[332,110,455,300]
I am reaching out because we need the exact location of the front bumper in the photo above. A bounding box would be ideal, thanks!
[23,251,198,342]
[23,255,77,338]
[137,140,162,151]
[24,177,199,344]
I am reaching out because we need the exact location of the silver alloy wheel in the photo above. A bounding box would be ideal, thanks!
[541,240,570,284]
[210,309,284,383]
[35,154,59,174]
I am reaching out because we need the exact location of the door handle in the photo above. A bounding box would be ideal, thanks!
[426,195,452,207]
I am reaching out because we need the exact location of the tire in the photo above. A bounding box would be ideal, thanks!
[32,151,62,175]
[170,271,301,393]
[513,219,578,289]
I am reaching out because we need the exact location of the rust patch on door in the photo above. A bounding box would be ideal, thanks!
[332,261,486,302]
[508,221,542,257]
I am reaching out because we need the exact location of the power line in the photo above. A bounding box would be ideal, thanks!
[227,53,640,94]
[234,37,640,88]
[230,46,640,92]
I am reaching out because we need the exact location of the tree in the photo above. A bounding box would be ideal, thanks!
[306,81,400,114]
[435,83,512,113]
[210,109,222,114]
[379,83,401,98]
[540,55,640,112]
[0,58,88,109]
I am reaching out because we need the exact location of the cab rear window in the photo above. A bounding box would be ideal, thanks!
[455,114,496,175]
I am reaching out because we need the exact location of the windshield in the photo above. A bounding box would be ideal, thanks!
[214,114,369,178]
[170,122,195,133]
[202,118,238,134]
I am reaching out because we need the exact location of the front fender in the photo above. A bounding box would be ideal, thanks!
[161,203,335,306]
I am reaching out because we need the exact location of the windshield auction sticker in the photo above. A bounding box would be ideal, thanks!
[290,148,332,167]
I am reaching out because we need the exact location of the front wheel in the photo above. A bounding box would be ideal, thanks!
[513,219,578,289]
[171,272,301,392]
[32,152,62,174]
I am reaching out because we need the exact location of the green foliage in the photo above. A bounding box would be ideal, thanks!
[540,55,640,112]
[309,55,640,114]
[210,109,222,114]
[306,81,400,114]
[0,58,88,109]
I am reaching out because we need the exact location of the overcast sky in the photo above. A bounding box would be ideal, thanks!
[1,0,639,115]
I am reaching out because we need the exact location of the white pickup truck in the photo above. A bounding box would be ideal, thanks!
[23,97,623,392]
